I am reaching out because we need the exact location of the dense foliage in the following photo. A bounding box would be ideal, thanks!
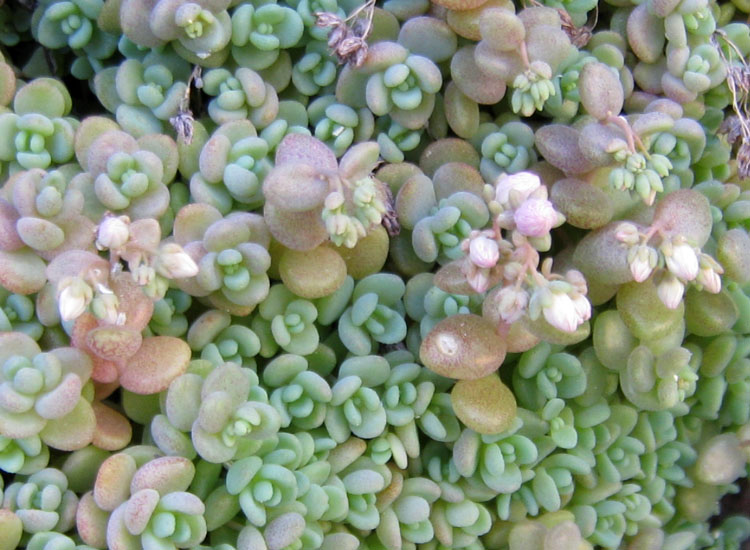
[0,0,749,549]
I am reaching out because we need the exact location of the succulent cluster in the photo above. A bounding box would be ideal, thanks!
[0,0,749,549]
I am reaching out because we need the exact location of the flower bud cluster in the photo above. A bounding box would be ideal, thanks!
[616,222,724,310]
[459,172,586,334]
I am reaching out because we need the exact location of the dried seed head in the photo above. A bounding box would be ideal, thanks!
[737,141,750,179]
[728,65,750,95]
[381,182,400,236]
[170,110,195,145]
[315,11,345,28]
[565,24,593,48]
[337,36,369,66]
[719,115,743,145]
[327,24,349,50]
[350,17,369,37]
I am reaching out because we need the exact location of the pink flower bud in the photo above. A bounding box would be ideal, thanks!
[469,235,500,269]
[494,172,540,205]
[514,198,559,237]
[572,293,591,323]
[465,265,491,294]
[496,286,529,323]
[96,215,130,250]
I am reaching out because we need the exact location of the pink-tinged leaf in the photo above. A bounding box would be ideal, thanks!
[123,488,160,535]
[35,373,83,419]
[0,249,47,295]
[94,453,138,511]
[76,491,110,548]
[51,346,93,383]
[265,512,306,550]
[130,456,195,495]
[173,203,224,246]
[16,217,65,251]
[198,133,232,183]
[106,502,143,550]
[119,337,190,395]
[263,203,328,252]
[92,355,121,385]
[86,327,143,362]
[92,401,133,451]
[39,216,97,263]
[159,491,205,515]
[0,198,23,251]
[86,130,139,177]
[0,383,35,413]
[72,312,99,349]
[111,274,154,332]
[262,163,330,213]
[46,249,108,285]
[275,134,337,171]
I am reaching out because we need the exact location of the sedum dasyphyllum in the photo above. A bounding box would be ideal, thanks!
[0,1,750,550]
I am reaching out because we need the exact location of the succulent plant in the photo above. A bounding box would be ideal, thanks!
[172,203,272,314]
[95,50,191,137]
[189,120,274,213]
[0,79,78,173]
[32,0,119,79]
[0,2,748,550]
[203,68,280,127]
[2,467,78,534]
[120,0,233,63]
[231,0,305,70]
[0,332,95,449]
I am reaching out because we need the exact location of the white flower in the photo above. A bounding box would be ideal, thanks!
[657,273,685,309]
[614,222,639,245]
[571,293,591,323]
[696,254,723,294]
[463,261,492,293]
[495,286,529,323]
[514,198,559,237]
[628,245,657,283]
[494,171,540,205]
[697,266,722,293]
[534,281,591,333]
[156,243,199,279]
[664,239,699,281]
[96,215,130,250]
[542,291,584,333]
[57,277,93,322]
[469,235,500,269]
